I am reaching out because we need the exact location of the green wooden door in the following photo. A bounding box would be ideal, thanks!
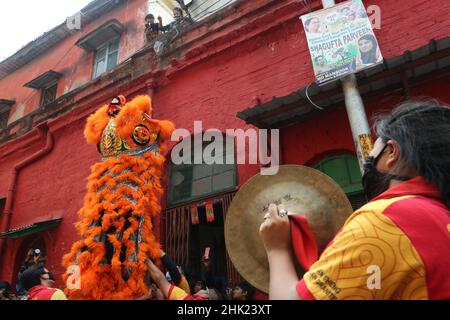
[314,155,367,210]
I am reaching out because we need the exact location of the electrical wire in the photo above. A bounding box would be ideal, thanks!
[305,83,324,110]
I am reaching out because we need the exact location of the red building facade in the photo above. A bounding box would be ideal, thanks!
[0,0,449,292]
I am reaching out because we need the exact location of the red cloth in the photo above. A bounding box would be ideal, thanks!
[372,176,442,201]
[184,295,208,300]
[288,214,318,271]
[28,285,58,300]
[252,291,268,300]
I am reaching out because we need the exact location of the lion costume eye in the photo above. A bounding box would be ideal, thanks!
[132,125,151,146]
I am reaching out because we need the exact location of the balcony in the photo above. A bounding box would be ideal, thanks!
[0,0,296,145]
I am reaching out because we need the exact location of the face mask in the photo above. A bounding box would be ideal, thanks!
[362,145,410,201]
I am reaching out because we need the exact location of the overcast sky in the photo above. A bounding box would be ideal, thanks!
[0,0,94,61]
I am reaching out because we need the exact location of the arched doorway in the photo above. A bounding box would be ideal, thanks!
[12,234,47,292]
[314,154,367,210]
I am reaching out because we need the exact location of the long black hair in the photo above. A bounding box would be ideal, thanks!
[358,34,378,64]
[373,100,450,207]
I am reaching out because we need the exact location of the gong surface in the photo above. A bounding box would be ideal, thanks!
[225,165,353,294]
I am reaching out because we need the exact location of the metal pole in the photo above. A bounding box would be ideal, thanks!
[321,0,373,173]
[341,74,372,172]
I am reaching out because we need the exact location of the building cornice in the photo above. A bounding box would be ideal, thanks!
[0,0,316,148]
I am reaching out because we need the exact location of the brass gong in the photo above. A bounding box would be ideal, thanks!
[224,165,353,294]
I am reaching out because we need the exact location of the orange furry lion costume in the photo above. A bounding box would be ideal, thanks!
[62,95,175,300]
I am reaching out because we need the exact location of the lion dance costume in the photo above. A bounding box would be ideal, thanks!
[62,95,175,299]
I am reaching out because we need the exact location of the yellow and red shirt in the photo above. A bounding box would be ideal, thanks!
[175,275,191,295]
[28,285,68,300]
[167,285,207,300]
[297,176,450,300]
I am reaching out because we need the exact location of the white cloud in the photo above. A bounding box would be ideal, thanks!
[0,0,93,61]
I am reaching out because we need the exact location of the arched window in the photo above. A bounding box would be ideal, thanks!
[168,137,238,206]
[314,155,367,210]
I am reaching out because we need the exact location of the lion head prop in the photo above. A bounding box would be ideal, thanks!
[62,95,175,300]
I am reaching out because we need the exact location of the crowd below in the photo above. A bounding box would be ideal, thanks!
[0,247,259,301]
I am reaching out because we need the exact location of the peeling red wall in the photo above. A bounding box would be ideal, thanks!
[0,0,148,124]
[1,0,450,289]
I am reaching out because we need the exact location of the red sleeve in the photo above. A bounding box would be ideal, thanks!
[296,280,316,300]
[184,295,207,300]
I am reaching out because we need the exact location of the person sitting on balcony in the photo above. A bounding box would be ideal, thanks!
[174,6,184,20]
[145,14,163,42]
[162,7,193,36]
[175,0,190,16]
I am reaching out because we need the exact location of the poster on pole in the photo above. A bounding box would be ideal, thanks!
[300,0,383,85]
